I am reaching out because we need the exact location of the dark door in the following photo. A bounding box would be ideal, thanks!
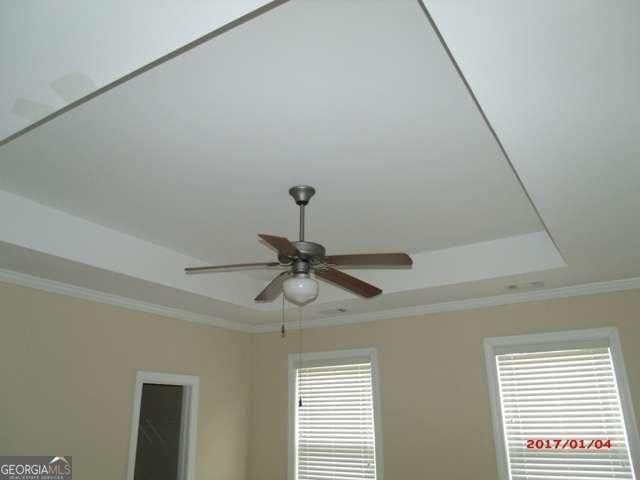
[134,383,184,480]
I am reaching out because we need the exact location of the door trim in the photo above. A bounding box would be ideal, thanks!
[126,371,200,480]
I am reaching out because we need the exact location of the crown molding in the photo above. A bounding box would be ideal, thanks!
[0,268,254,333]
[2,267,640,335]
[251,276,640,333]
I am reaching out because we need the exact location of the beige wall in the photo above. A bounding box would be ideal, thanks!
[249,290,640,480]
[2,280,639,480]
[0,282,252,480]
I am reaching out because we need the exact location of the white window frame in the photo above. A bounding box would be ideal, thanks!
[126,371,200,480]
[288,348,384,480]
[484,327,640,480]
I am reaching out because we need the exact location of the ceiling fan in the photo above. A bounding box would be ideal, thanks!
[185,186,413,305]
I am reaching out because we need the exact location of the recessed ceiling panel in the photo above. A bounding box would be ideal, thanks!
[0,0,542,260]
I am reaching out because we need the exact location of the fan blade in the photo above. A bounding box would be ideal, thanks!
[323,253,412,266]
[185,262,281,274]
[255,271,291,302]
[315,266,382,298]
[258,234,300,257]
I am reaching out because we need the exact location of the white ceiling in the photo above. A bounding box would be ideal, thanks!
[0,0,272,140]
[0,0,637,329]
[423,0,640,282]
[0,0,542,260]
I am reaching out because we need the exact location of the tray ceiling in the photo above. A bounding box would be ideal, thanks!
[6,0,636,329]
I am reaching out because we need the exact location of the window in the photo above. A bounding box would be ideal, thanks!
[288,348,383,480]
[484,328,640,480]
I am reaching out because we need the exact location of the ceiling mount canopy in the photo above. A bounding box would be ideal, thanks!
[185,185,413,305]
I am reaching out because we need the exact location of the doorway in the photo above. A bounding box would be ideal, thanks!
[126,372,199,480]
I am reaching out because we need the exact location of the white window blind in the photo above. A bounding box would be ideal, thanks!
[295,361,377,480]
[496,347,636,480]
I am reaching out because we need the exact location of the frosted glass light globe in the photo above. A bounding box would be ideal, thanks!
[283,274,319,305]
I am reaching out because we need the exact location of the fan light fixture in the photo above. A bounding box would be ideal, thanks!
[283,273,319,305]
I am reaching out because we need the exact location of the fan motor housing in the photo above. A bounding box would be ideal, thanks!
[292,241,326,261]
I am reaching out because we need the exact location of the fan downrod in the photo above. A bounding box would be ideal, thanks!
[290,185,316,242]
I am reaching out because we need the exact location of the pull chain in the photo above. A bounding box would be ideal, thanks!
[280,294,286,338]
[298,306,303,407]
